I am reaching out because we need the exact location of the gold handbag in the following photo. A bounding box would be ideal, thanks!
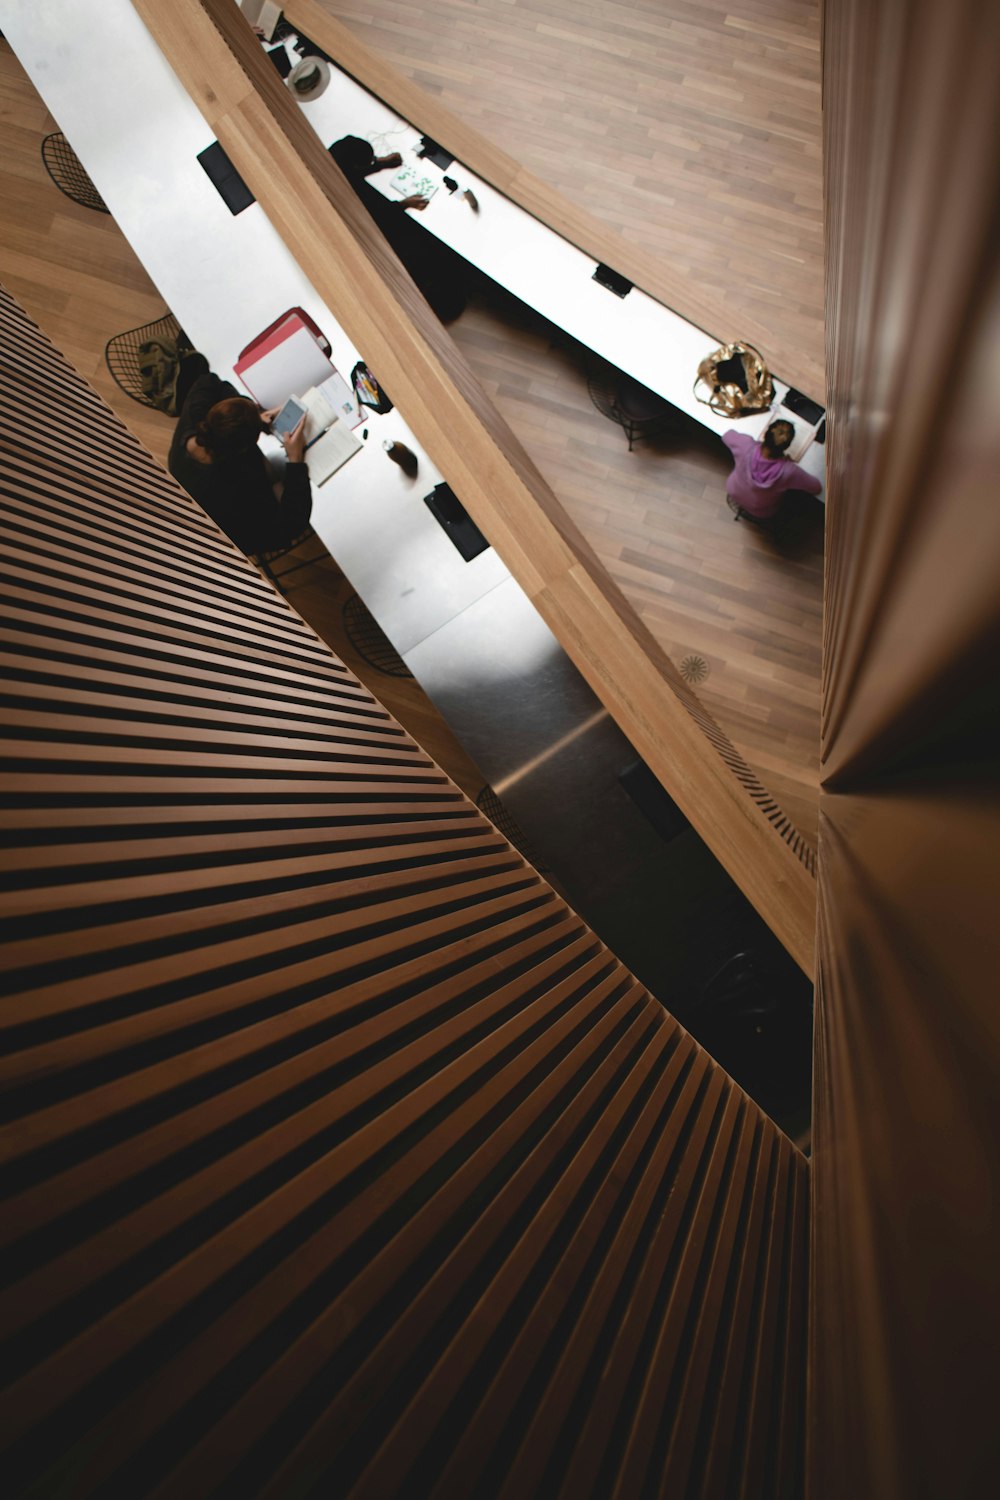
[694,342,774,418]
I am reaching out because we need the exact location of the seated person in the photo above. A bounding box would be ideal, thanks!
[722,419,821,521]
[328,135,467,324]
[168,362,312,557]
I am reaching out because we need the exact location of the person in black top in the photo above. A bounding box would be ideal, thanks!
[328,135,467,324]
[168,363,312,557]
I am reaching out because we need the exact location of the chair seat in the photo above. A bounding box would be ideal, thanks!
[105,314,193,410]
[41,132,109,213]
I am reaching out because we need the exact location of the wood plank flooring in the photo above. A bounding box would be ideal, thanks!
[317,0,825,398]
[449,286,823,841]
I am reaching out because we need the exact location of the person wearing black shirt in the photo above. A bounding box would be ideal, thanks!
[328,135,467,324]
[168,366,312,557]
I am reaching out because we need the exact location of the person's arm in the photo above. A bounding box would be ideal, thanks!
[783,460,823,495]
[274,412,312,534]
[366,152,402,175]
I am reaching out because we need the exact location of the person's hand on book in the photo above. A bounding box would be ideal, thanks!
[279,412,308,464]
[400,194,430,211]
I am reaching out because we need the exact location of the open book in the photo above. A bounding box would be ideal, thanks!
[297,376,363,486]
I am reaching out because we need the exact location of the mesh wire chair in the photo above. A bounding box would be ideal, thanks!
[586,358,679,451]
[253,527,327,594]
[104,313,193,409]
[342,593,413,677]
[40,132,109,213]
[475,786,548,872]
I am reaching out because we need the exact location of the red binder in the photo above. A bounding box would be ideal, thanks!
[237,306,330,361]
[233,309,335,409]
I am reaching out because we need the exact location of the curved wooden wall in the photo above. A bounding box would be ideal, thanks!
[131,0,817,976]
[812,1,1000,1495]
[0,285,808,1496]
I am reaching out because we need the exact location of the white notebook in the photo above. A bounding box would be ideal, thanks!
[305,420,362,486]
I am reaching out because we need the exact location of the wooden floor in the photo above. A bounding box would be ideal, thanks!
[318,0,826,398]
[0,31,823,844]
[451,286,823,841]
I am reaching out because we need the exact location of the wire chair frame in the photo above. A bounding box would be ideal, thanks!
[104,314,192,409]
[253,528,327,593]
[40,132,109,213]
[342,593,413,677]
[585,357,678,452]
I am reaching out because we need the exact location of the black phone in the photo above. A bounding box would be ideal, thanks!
[196,141,255,216]
[593,263,634,298]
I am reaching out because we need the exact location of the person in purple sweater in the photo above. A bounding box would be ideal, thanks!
[722,420,822,521]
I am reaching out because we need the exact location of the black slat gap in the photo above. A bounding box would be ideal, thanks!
[3,970,629,1496]
[1,932,599,1375]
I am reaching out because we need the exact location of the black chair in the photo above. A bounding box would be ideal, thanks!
[40,132,109,213]
[726,494,777,528]
[104,314,193,409]
[342,592,413,677]
[586,358,678,451]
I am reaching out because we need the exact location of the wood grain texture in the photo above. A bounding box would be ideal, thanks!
[449,292,824,845]
[812,1,1000,1495]
[131,0,817,974]
[0,280,808,1498]
[293,0,825,400]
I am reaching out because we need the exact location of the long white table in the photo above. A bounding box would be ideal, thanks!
[1,0,824,494]
[5,0,829,503]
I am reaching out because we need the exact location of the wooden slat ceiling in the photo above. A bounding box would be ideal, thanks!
[0,283,808,1496]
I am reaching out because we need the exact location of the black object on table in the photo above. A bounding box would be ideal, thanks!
[593,263,634,298]
[782,387,825,426]
[417,136,455,172]
[424,483,490,562]
[197,141,255,216]
[266,45,292,78]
